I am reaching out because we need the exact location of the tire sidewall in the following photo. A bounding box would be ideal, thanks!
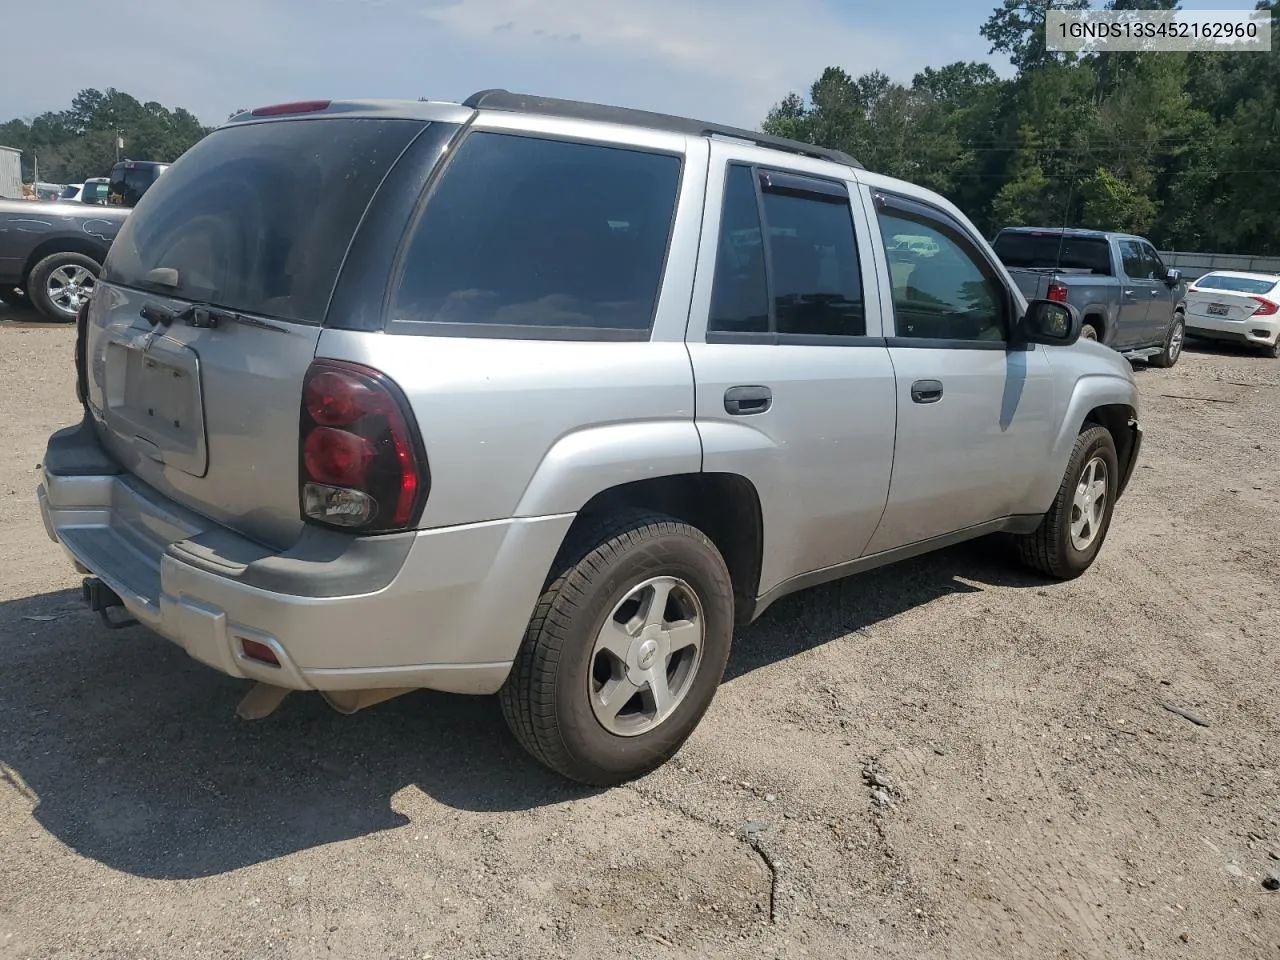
[1164,316,1184,366]
[550,528,734,781]
[1081,324,1100,342]
[1055,429,1119,575]
[30,252,100,323]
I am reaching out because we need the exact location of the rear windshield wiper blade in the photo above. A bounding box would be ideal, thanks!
[140,301,288,333]
[144,302,290,334]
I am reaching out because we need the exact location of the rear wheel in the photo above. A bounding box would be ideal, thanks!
[500,510,735,786]
[1013,425,1119,580]
[1081,323,1100,342]
[1264,338,1280,359]
[1148,313,1185,368]
[29,252,100,323]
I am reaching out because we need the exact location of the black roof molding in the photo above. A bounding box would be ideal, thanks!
[462,89,863,169]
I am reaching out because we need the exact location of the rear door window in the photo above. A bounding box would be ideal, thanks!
[708,164,866,339]
[390,132,682,339]
[103,118,425,323]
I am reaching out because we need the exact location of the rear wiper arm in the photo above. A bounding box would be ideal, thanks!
[178,303,289,333]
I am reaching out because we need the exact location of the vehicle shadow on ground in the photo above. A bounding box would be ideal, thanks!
[0,541,1043,880]
[1182,338,1273,360]
[0,302,65,327]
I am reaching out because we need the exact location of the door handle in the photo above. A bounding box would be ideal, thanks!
[1150,289,1160,297]
[910,379,944,404]
[724,385,772,416]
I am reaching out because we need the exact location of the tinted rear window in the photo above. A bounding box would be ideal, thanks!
[992,232,1112,275]
[390,132,682,338]
[103,119,423,323]
[1194,274,1277,295]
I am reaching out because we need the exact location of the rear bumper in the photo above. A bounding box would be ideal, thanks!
[1184,313,1280,345]
[39,419,573,694]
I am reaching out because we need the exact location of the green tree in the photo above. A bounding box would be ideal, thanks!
[763,0,1280,254]
[0,87,211,183]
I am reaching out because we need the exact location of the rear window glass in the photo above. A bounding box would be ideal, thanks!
[391,132,682,337]
[1194,274,1277,295]
[992,232,1112,275]
[103,119,423,323]
[108,164,166,207]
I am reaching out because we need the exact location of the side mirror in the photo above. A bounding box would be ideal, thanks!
[1165,268,1182,286]
[1020,298,1081,346]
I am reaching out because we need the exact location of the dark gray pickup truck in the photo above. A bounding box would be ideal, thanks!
[0,198,130,321]
[992,227,1186,367]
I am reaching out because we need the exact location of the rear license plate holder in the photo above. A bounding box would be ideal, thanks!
[1206,303,1230,316]
[103,334,208,477]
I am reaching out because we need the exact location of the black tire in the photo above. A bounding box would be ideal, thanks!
[500,509,735,786]
[1013,425,1119,580]
[1264,338,1280,360]
[1147,312,1185,368]
[28,251,101,323]
[0,286,31,308]
[1081,322,1100,342]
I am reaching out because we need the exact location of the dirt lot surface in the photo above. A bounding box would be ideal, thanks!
[1,304,1278,960]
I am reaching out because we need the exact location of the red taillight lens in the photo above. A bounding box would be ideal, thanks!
[1047,282,1069,303]
[1250,297,1278,316]
[298,360,428,532]
[304,369,376,427]
[251,99,332,117]
[304,427,375,486]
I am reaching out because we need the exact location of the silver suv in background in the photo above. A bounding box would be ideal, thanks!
[39,92,1142,785]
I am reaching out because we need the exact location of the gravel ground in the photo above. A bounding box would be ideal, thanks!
[1,305,1278,960]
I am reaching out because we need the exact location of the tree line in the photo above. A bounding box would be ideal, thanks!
[763,0,1280,255]
[0,88,209,184]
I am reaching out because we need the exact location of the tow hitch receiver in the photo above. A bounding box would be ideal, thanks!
[81,577,138,630]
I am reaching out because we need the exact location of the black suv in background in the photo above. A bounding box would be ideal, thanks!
[108,160,169,207]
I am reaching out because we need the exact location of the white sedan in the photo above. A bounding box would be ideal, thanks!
[1182,270,1280,358]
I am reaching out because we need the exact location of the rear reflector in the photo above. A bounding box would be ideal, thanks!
[240,638,280,666]
[251,99,332,117]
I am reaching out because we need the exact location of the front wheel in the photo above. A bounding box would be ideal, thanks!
[500,510,735,785]
[1013,425,1119,580]
[1148,313,1185,368]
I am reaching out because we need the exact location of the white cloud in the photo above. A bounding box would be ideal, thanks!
[420,0,920,118]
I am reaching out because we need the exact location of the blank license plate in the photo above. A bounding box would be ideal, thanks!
[1206,303,1230,316]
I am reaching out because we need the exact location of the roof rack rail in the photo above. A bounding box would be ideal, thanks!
[462,89,863,169]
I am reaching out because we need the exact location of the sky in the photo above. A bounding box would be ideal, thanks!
[0,0,1261,130]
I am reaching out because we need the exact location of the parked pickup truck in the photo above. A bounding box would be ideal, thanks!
[992,227,1186,368]
[0,197,131,320]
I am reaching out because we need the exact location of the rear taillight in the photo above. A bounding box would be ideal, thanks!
[299,360,428,532]
[1047,282,1069,303]
[74,301,89,405]
[1250,297,1278,316]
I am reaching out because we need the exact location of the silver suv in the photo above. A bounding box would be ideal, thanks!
[38,91,1142,785]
